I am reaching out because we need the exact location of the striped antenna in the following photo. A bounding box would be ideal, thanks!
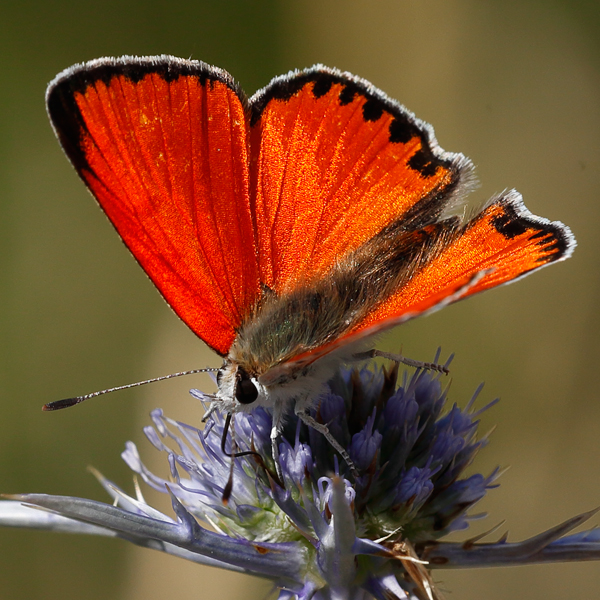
[43,368,219,411]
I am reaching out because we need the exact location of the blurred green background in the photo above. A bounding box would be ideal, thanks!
[0,1,599,598]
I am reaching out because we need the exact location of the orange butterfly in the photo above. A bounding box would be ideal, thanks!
[45,56,575,476]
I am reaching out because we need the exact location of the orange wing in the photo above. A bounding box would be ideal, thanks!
[354,190,575,333]
[248,66,474,293]
[47,56,260,356]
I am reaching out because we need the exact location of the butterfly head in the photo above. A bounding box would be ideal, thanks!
[216,360,267,413]
[215,346,329,417]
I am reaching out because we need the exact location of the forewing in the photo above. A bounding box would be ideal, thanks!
[248,66,473,293]
[47,56,260,356]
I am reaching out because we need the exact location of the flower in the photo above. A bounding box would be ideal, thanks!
[1,355,600,599]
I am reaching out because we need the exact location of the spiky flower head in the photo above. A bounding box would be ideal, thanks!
[2,358,599,599]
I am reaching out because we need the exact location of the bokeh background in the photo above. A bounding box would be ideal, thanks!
[0,1,599,598]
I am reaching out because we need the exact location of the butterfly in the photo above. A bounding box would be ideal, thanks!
[45,55,575,478]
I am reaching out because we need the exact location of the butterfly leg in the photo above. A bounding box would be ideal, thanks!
[295,408,359,479]
[270,427,285,484]
[352,349,449,374]
[201,400,221,423]
[270,401,287,484]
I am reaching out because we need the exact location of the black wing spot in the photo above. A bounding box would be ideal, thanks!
[362,98,384,122]
[491,210,530,239]
[389,117,418,144]
[407,149,439,178]
[312,76,334,99]
[338,83,358,106]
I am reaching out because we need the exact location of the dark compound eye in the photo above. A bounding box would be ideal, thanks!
[235,368,258,405]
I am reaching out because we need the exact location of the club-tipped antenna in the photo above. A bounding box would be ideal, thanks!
[42,367,219,412]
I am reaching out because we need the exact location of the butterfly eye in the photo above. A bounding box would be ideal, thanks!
[235,368,259,405]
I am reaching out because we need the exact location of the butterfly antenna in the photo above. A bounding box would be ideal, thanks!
[42,368,219,412]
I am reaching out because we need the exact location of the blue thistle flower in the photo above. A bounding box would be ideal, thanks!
[1,357,599,599]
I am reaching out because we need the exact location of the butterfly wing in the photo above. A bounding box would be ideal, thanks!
[248,66,474,293]
[352,190,575,336]
[47,56,260,356]
[264,190,575,378]
[242,68,574,378]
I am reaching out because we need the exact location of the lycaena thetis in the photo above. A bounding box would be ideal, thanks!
[44,56,575,478]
